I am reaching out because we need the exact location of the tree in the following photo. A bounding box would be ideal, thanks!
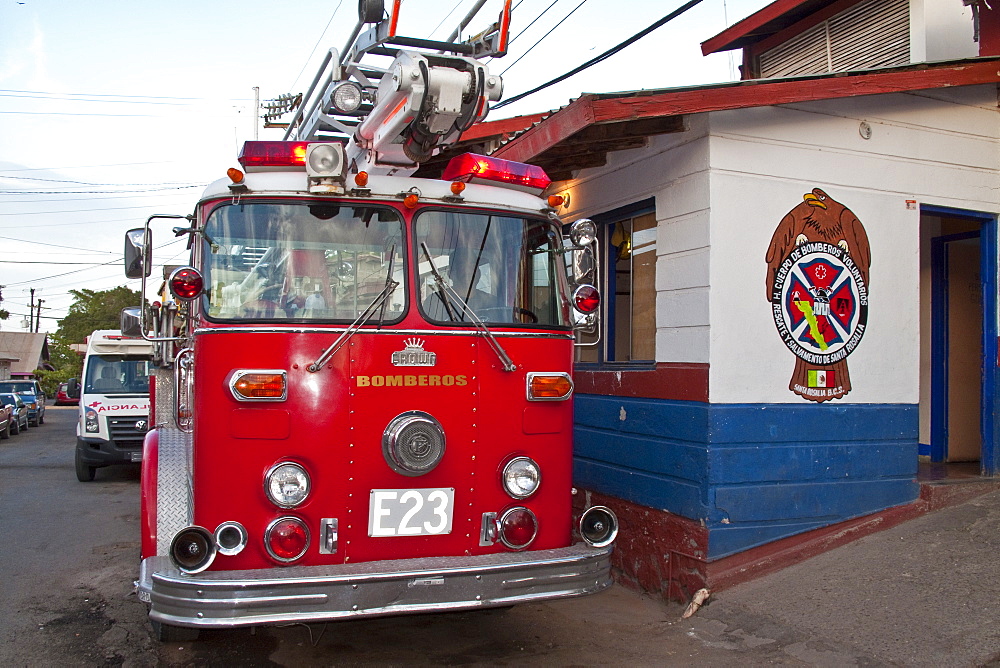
[57,286,144,344]
[35,334,83,397]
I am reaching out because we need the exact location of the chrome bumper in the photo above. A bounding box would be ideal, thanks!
[137,543,613,628]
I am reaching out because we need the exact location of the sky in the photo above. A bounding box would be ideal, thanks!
[0,0,770,334]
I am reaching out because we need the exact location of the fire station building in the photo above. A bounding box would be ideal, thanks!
[439,0,1000,600]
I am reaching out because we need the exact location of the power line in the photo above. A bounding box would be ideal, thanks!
[493,0,707,110]
[289,0,346,94]
[0,235,119,255]
[499,0,588,77]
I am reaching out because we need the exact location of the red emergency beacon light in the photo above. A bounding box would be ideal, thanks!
[126,0,616,643]
[442,153,551,193]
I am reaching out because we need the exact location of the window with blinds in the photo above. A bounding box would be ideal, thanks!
[758,0,910,78]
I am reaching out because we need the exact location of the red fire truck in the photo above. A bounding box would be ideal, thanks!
[127,0,616,640]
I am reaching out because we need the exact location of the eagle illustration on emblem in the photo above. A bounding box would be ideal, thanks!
[765,188,871,402]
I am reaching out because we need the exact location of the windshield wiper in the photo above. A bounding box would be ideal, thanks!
[420,243,515,373]
[307,276,399,373]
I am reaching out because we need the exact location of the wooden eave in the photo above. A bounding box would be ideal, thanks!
[700,0,853,55]
[490,58,1000,171]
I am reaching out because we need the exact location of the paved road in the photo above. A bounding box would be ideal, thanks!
[2,406,999,666]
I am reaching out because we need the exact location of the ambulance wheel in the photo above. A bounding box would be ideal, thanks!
[151,620,200,642]
[75,447,96,482]
[359,0,384,23]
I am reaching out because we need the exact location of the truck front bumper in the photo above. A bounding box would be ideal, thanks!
[137,543,613,628]
[77,436,142,466]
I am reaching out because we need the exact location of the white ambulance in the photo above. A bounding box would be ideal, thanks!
[72,330,153,482]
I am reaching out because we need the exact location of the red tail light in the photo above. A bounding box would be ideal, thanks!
[573,284,600,313]
[169,267,203,301]
[498,507,538,550]
[265,517,310,563]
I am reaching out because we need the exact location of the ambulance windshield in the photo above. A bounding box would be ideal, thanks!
[202,203,406,323]
[415,210,571,328]
[85,355,151,395]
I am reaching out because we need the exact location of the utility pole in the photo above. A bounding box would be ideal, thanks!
[28,288,35,332]
[253,86,260,140]
[35,299,43,333]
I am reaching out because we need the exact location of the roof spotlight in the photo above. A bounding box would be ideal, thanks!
[330,81,364,114]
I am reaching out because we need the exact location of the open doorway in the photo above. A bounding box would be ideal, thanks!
[920,206,999,477]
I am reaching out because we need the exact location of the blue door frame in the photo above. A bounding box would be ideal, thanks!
[926,205,998,476]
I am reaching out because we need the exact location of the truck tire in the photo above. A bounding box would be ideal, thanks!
[151,620,199,642]
[75,447,96,482]
[38,411,44,425]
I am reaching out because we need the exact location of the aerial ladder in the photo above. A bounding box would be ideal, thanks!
[283,0,511,175]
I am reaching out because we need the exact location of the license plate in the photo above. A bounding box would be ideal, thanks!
[130,452,143,463]
[369,488,454,537]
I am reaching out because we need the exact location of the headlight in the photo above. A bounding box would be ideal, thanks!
[264,462,311,508]
[502,456,541,499]
[27,402,37,410]
[85,408,99,433]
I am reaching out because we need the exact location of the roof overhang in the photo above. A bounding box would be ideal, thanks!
[701,0,860,55]
[482,58,1000,181]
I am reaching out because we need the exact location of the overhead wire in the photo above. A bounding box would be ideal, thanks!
[493,0,708,109]
[499,0,589,76]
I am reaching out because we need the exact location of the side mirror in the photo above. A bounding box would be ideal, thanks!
[121,307,143,338]
[125,228,152,279]
[67,378,80,398]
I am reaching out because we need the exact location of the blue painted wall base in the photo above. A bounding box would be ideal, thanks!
[574,395,920,559]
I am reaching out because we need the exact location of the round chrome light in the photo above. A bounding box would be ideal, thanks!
[502,457,541,499]
[169,526,216,573]
[498,507,538,550]
[264,462,311,508]
[214,521,248,557]
[383,411,446,476]
[569,218,597,246]
[330,81,363,113]
[264,516,310,563]
[579,505,619,548]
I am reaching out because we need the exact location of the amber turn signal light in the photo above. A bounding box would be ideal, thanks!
[527,372,574,401]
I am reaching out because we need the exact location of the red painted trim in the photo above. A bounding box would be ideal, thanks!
[491,96,597,162]
[140,430,159,559]
[701,0,864,55]
[981,5,1000,57]
[574,362,709,402]
[495,60,1000,162]
[459,112,549,142]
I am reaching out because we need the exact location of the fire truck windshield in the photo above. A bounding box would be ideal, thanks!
[202,202,406,323]
[415,210,571,328]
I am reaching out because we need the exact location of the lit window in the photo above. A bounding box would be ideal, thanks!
[576,209,657,364]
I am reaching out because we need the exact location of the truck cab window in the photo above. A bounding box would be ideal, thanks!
[414,210,571,328]
[203,203,406,323]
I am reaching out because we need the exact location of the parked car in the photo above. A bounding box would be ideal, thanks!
[56,381,80,406]
[0,398,11,440]
[0,393,29,435]
[0,379,45,426]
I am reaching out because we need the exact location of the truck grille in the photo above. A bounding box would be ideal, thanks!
[109,415,149,449]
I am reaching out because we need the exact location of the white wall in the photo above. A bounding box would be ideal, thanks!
[707,86,1000,404]
[910,0,979,63]
[559,118,713,364]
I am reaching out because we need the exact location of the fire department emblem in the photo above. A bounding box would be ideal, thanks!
[765,189,871,402]
[392,338,436,367]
